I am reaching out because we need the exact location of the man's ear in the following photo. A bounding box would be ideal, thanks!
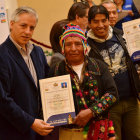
[75,14,80,23]
[88,22,91,28]
[10,21,14,31]
[10,21,14,26]
[108,19,110,25]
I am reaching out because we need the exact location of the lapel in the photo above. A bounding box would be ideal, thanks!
[30,46,42,80]
[5,37,37,87]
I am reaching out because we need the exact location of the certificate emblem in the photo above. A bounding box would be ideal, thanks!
[53,83,58,87]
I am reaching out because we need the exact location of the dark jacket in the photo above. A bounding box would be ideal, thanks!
[87,28,140,100]
[49,57,118,119]
[0,37,49,140]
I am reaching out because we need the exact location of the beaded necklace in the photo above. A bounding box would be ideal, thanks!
[65,57,100,112]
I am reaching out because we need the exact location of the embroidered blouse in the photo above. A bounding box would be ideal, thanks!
[49,56,118,119]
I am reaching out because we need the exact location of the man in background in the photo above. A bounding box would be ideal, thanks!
[102,0,118,27]
[68,2,90,32]
[87,5,140,140]
[102,0,140,78]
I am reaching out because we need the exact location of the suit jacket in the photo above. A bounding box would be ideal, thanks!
[0,37,49,140]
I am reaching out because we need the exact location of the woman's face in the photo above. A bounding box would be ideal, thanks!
[114,0,123,5]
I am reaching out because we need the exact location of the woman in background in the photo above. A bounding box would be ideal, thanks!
[114,0,139,29]
[49,19,69,67]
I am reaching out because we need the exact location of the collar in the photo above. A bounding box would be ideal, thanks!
[87,26,113,43]
[9,36,34,54]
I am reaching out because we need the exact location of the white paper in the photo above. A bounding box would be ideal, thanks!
[39,75,75,126]
[122,18,140,61]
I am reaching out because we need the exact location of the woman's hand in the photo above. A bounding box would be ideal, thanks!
[128,10,134,16]
[109,136,116,140]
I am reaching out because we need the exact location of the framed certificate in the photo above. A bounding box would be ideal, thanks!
[122,19,140,62]
[39,75,75,126]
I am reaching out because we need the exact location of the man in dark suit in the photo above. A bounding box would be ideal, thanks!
[0,6,54,140]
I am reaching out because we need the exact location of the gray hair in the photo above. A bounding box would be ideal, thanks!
[11,6,38,23]
[101,0,117,9]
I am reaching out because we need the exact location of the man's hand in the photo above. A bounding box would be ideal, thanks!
[73,109,93,127]
[31,119,54,136]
